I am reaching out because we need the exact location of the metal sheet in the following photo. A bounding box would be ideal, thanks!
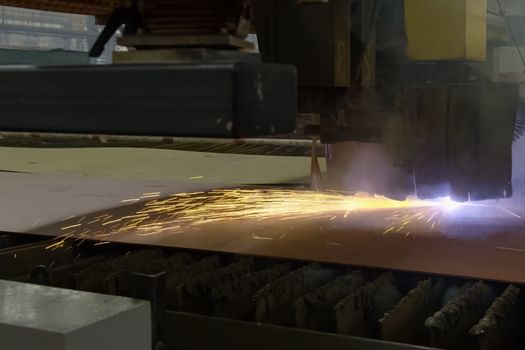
[0,172,222,232]
[0,132,321,156]
[26,190,525,284]
[3,172,525,283]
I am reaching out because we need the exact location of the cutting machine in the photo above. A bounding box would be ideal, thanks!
[2,2,525,349]
[0,0,524,201]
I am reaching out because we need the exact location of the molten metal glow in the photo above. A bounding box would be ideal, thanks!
[47,188,459,249]
[437,196,461,212]
[384,196,463,237]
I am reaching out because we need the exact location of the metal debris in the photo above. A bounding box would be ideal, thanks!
[335,272,402,338]
[442,282,473,305]
[211,263,292,320]
[254,263,336,326]
[425,281,495,350]
[294,270,365,332]
[380,277,445,345]
[470,285,521,350]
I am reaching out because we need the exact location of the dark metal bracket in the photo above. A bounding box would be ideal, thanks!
[89,6,142,58]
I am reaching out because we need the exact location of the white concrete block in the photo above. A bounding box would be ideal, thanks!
[0,280,151,350]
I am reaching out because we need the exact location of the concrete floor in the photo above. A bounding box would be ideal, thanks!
[0,147,326,185]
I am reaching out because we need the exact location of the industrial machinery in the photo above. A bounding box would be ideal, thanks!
[0,226,524,350]
[0,0,524,201]
[1,1,525,350]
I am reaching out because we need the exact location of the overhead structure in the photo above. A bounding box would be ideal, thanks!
[0,0,522,201]
[0,0,128,15]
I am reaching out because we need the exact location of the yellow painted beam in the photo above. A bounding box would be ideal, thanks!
[405,0,487,61]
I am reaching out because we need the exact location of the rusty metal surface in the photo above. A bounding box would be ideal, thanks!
[32,201,525,283]
[3,172,525,284]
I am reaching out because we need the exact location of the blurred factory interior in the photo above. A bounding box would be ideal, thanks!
[1,1,525,349]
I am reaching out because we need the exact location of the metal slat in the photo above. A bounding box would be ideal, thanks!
[164,311,440,350]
